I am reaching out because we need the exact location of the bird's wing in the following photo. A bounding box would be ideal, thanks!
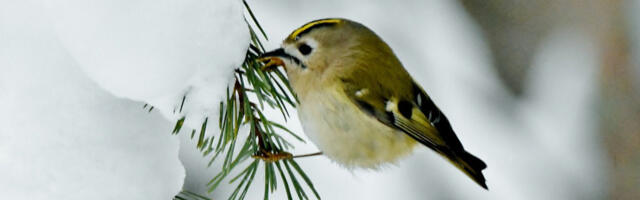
[341,78,463,154]
[341,77,488,189]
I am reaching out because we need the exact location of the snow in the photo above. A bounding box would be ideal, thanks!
[0,1,184,199]
[44,0,249,131]
[1,0,250,199]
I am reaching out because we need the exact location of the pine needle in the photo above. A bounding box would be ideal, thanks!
[170,1,320,199]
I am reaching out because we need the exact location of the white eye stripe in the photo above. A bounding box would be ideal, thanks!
[416,94,422,106]
[304,39,319,49]
[283,38,319,62]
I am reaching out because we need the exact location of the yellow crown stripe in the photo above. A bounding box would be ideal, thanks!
[288,19,343,40]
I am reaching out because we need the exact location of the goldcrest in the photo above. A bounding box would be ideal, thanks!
[261,18,488,189]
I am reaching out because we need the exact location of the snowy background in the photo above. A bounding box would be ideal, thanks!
[1,0,637,199]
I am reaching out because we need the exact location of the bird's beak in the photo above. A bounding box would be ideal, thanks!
[258,48,288,71]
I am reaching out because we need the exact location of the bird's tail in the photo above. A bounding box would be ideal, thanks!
[448,150,488,189]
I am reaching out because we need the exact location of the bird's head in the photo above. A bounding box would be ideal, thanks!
[260,18,390,80]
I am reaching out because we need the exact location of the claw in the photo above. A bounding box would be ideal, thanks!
[258,56,285,71]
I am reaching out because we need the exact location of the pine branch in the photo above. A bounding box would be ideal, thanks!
[168,1,321,199]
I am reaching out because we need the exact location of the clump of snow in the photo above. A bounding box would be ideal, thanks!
[44,0,250,131]
[1,0,252,198]
[0,1,185,199]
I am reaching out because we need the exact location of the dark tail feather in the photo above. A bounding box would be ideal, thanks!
[451,151,488,189]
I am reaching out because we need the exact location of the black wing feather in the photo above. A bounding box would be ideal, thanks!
[412,84,464,150]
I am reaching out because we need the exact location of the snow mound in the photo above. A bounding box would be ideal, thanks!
[0,1,185,198]
[44,0,250,131]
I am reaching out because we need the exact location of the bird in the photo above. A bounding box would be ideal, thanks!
[259,18,488,189]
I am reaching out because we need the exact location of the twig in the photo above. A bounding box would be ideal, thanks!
[292,152,323,159]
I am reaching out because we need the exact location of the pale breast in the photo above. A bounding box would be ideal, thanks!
[297,88,417,169]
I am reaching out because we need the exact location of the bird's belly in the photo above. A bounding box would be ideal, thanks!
[297,90,416,168]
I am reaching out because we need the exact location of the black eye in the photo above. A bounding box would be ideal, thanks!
[298,43,312,55]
